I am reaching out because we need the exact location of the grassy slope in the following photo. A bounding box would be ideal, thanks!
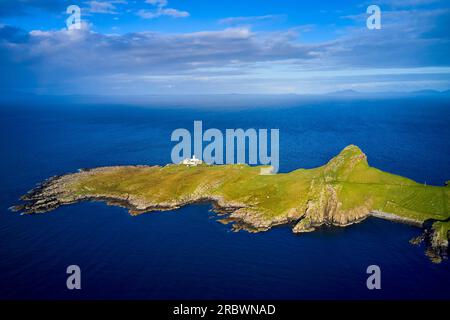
[68,145,449,226]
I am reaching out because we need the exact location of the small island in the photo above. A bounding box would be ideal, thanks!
[13,145,450,262]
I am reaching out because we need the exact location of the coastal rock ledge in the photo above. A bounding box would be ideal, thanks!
[12,145,450,263]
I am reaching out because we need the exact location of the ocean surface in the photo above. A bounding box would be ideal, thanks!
[0,96,449,299]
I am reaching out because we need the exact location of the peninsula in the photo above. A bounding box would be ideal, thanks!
[13,145,450,262]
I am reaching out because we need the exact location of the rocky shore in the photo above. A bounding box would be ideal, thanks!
[370,210,423,227]
[11,146,450,263]
[12,168,448,263]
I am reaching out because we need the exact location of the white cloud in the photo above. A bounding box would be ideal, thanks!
[84,0,128,15]
[138,0,189,19]
[160,8,189,18]
[137,9,158,19]
[145,0,168,7]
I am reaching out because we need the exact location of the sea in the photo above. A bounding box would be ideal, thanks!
[0,95,449,299]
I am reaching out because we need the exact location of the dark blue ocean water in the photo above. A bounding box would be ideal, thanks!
[0,97,449,299]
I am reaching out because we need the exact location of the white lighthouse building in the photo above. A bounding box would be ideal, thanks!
[181,155,203,166]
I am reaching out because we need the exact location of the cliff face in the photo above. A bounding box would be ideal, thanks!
[293,185,371,233]
[293,146,373,232]
[424,221,450,263]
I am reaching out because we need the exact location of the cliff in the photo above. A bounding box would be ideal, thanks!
[13,145,450,263]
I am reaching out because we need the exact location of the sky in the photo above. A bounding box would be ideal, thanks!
[1,0,450,95]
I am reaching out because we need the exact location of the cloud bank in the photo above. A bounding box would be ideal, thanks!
[0,1,449,94]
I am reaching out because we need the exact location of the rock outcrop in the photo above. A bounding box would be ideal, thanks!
[292,185,371,232]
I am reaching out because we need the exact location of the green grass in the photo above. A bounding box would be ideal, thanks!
[69,145,449,226]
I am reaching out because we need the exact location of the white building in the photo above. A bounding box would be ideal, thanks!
[181,155,203,166]
[260,166,275,175]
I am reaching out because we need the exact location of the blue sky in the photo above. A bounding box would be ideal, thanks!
[1,0,450,95]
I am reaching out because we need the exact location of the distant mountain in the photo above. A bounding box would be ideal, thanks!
[408,89,442,95]
[1,89,449,107]
[325,89,362,96]
[324,89,450,97]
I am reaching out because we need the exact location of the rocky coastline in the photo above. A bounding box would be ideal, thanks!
[11,168,449,263]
